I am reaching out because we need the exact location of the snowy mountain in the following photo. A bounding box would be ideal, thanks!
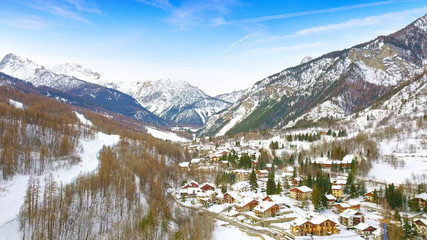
[215,89,247,104]
[103,79,231,126]
[200,14,427,136]
[0,54,168,126]
[50,62,102,83]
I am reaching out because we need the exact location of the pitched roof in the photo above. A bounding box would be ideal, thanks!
[325,194,336,200]
[332,185,343,190]
[253,201,278,213]
[179,162,190,168]
[415,192,427,201]
[235,197,257,208]
[339,209,363,218]
[291,186,312,193]
[354,222,376,231]
[414,218,427,227]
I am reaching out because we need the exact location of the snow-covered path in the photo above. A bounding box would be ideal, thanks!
[0,132,120,237]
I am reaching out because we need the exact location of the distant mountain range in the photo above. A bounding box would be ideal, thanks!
[0,53,246,127]
[0,54,168,126]
[199,13,427,136]
[102,79,238,126]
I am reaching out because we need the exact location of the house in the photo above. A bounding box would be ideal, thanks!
[332,185,344,198]
[414,193,427,209]
[181,180,199,189]
[256,170,269,178]
[234,169,251,182]
[230,181,250,192]
[196,191,217,204]
[190,158,201,166]
[179,162,190,169]
[336,201,360,212]
[253,201,280,218]
[223,192,239,203]
[414,218,427,237]
[199,183,215,192]
[263,196,273,202]
[235,198,258,212]
[290,215,339,236]
[339,209,364,227]
[364,192,374,202]
[325,194,336,208]
[292,177,301,186]
[354,223,377,236]
[284,166,294,174]
[290,186,312,201]
[335,203,351,212]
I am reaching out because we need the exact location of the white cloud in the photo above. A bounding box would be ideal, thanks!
[221,1,396,25]
[0,16,51,30]
[293,7,427,36]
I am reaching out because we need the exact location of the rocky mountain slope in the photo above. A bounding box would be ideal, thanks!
[0,54,168,126]
[215,89,247,104]
[103,79,231,126]
[200,14,427,136]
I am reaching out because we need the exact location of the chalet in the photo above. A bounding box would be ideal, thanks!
[223,192,239,203]
[199,183,215,192]
[290,186,312,201]
[335,203,351,212]
[364,191,374,202]
[235,198,258,212]
[339,209,364,227]
[256,170,269,178]
[234,169,251,182]
[336,201,360,212]
[332,185,344,198]
[292,177,301,186]
[230,181,250,192]
[414,218,427,237]
[325,194,336,208]
[181,180,199,189]
[251,159,258,166]
[263,196,273,202]
[354,223,377,236]
[414,192,427,209]
[253,201,280,218]
[290,215,339,236]
[196,191,217,204]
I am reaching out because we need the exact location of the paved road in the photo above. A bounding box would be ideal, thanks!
[171,193,294,240]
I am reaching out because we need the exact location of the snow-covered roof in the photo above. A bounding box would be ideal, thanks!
[414,218,427,226]
[235,197,257,208]
[291,186,312,193]
[325,194,336,200]
[257,170,268,174]
[200,182,215,189]
[339,209,362,218]
[286,166,294,172]
[292,215,337,226]
[342,154,355,163]
[253,201,278,213]
[336,203,351,208]
[181,180,199,188]
[348,200,361,206]
[190,158,201,163]
[179,162,190,168]
[332,185,343,190]
[335,180,347,185]
[233,169,250,174]
[354,222,373,231]
[225,191,240,201]
[415,192,427,201]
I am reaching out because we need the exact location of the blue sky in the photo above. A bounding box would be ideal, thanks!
[0,0,426,95]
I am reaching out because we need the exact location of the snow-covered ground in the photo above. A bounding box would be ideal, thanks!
[213,220,261,240]
[9,99,24,109]
[367,137,427,184]
[74,111,93,126]
[0,131,120,237]
[146,126,189,142]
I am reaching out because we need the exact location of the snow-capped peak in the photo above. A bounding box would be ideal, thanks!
[50,62,102,83]
[414,14,427,32]
[300,56,313,64]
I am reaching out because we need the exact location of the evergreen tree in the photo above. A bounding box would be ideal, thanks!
[276,181,282,194]
[266,171,276,195]
[249,169,258,192]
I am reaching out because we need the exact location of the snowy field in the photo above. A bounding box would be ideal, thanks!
[146,126,189,142]
[0,131,120,238]
[213,220,264,240]
[367,137,427,184]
